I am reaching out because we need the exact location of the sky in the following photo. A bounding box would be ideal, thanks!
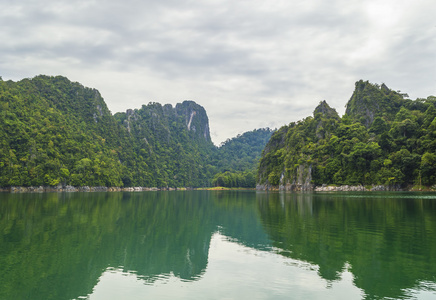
[1,0,435,145]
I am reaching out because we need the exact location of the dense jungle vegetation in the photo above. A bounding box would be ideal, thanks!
[0,75,271,188]
[258,80,436,188]
[210,128,273,188]
[2,76,435,189]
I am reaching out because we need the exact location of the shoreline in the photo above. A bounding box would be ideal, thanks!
[0,185,189,193]
[1,184,435,193]
[257,183,436,192]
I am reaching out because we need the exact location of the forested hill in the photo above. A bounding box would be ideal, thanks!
[215,128,274,172]
[258,80,436,190]
[0,75,127,187]
[113,101,216,187]
[211,128,274,188]
[0,75,269,188]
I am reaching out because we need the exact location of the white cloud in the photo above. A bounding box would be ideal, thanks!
[1,0,435,144]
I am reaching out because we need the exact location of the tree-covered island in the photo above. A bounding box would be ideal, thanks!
[258,80,436,191]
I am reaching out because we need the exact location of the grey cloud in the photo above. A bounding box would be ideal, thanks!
[1,0,435,144]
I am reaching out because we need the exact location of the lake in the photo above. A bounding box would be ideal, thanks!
[0,190,435,300]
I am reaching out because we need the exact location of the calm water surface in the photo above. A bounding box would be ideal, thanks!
[0,191,435,300]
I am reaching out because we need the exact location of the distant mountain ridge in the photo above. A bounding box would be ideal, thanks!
[210,128,274,188]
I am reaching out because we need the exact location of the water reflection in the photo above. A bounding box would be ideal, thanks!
[0,192,216,300]
[257,191,436,299]
[88,232,365,300]
[0,191,435,300]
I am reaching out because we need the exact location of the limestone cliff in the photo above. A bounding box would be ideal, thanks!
[345,80,407,127]
[256,79,435,191]
[175,101,211,143]
[114,100,215,187]
[314,100,339,120]
[313,100,339,140]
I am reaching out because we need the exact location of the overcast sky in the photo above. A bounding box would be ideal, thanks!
[1,0,435,145]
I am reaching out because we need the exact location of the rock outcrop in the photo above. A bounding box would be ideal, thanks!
[345,80,407,127]
[2,185,183,193]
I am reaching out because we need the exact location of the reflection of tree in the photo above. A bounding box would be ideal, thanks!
[0,191,217,300]
[211,190,271,250]
[1,191,435,300]
[257,192,436,299]
[113,192,215,281]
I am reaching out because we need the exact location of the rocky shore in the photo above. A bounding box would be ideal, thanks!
[1,184,429,193]
[0,185,184,193]
[256,183,404,192]
[314,184,402,192]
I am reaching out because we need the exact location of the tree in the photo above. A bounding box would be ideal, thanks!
[421,152,436,185]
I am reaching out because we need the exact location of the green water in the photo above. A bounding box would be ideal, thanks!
[0,191,435,300]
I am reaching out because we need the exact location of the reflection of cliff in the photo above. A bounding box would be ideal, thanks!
[257,192,436,300]
[1,191,435,300]
[211,190,271,250]
[0,191,217,300]
[112,192,215,281]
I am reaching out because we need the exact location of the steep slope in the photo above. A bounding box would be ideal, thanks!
[0,75,125,187]
[0,75,218,188]
[114,101,216,187]
[345,80,407,127]
[258,81,436,190]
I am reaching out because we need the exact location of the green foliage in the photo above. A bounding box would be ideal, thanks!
[209,128,273,188]
[258,81,436,188]
[421,152,436,185]
[215,129,274,172]
[0,76,124,187]
[114,101,217,187]
[0,75,270,188]
[211,170,256,188]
